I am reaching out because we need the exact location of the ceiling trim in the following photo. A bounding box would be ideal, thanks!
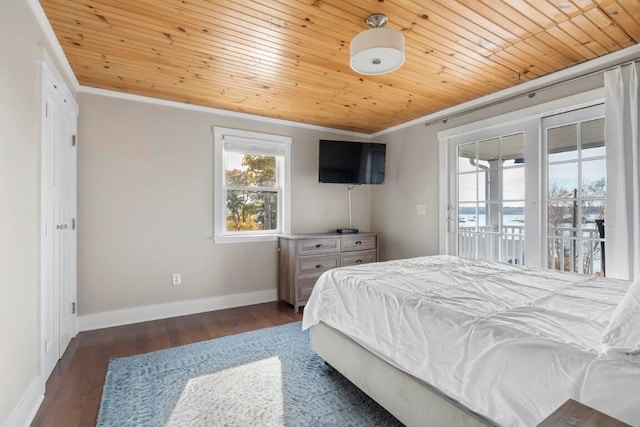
[78,86,372,139]
[370,43,640,139]
[26,0,79,91]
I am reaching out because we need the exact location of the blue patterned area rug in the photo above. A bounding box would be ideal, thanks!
[97,321,403,426]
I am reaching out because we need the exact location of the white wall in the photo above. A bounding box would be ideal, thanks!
[76,93,372,318]
[0,0,76,424]
[372,74,605,262]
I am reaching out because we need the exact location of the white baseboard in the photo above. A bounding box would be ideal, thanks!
[4,375,44,427]
[78,289,278,332]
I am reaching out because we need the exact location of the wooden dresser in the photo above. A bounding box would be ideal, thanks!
[277,232,378,311]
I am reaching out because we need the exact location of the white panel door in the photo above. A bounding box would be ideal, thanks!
[41,72,77,380]
[58,97,76,355]
[41,76,62,379]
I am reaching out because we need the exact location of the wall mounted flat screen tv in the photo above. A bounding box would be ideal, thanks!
[318,140,386,185]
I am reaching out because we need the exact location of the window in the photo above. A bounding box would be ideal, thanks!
[543,106,605,275]
[439,91,607,276]
[213,127,291,243]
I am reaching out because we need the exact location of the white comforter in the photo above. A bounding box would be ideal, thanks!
[302,255,639,426]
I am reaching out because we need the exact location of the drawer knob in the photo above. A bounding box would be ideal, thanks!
[315,244,324,248]
[315,264,324,269]
[356,259,362,264]
[355,241,362,245]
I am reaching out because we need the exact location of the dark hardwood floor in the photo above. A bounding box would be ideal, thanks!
[31,302,302,427]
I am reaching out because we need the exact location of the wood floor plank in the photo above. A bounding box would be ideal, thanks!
[30,301,302,427]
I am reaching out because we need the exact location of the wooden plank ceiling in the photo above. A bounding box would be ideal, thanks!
[41,0,640,134]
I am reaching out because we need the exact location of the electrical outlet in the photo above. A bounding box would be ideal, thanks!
[172,273,181,286]
[417,204,426,215]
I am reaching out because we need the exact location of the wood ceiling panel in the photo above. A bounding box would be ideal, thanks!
[40,0,640,133]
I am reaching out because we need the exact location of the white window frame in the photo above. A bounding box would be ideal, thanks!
[438,88,605,269]
[213,127,291,244]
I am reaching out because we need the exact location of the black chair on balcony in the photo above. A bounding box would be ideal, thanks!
[595,219,605,276]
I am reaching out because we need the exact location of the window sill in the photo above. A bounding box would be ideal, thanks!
[213,234,278,244]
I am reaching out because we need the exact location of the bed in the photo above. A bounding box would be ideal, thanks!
[301,255,640,426]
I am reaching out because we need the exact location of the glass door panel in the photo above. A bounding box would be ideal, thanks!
[543,109,605,276]
[456,133,525,264]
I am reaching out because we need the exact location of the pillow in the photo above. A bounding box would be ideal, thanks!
[601,275,640,354]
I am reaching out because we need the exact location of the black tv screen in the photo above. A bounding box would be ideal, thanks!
[318,140,386,184]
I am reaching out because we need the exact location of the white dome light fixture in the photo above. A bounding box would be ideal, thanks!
[350,14,405,75]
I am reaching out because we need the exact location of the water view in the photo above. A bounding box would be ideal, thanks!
[458,214,524,227]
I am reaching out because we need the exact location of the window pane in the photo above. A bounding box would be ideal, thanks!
[458,173,477,202]
[502,202,525,265]
[581,158,605,197]
[226,190,278,231]
[548,163,578,199]
[503,167,525,200]
[581,199,605,232]
[501,133,525,167]
[581,118,605,158]
[458,143,477,173]
[458,203,477,230]
[548,124,578,162]
[504,202,525,227]
[584,240,604,277]
[548,200,577,234]
[225,154,277,188]
[478,170,487,201]
[548,238,577,273]
[458,232,476,259]
[484,169,499,201]
[477,138,500,169]
[458,203,477,259]
[483,203,500,229]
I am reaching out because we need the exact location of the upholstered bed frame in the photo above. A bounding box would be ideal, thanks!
[310,322,496,427]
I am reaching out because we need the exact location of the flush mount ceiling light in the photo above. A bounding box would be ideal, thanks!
[350,13,405,75]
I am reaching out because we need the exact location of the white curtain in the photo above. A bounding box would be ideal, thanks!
[604,62,640,280]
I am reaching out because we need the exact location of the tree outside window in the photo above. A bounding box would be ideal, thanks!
[225,154,278,232]
[214,127,290,243]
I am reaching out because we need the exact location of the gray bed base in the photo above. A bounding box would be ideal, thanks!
[310,322,497,427]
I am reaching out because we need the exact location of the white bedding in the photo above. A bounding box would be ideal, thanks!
[302,255,639,426]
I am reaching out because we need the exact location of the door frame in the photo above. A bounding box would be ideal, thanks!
[438,88,605,267]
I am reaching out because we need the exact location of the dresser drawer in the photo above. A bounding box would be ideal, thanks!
[341,249,377,267]
[297,254,340,280]
[296,238,341,256]
[341,234,377,252]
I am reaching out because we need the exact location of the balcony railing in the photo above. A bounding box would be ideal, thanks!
[458,225,604,276]
[547,226,604,276]
[459,225,525,265]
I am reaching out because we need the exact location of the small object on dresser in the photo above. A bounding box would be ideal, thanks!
[336,228,358,234]
[536,399,631,427]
